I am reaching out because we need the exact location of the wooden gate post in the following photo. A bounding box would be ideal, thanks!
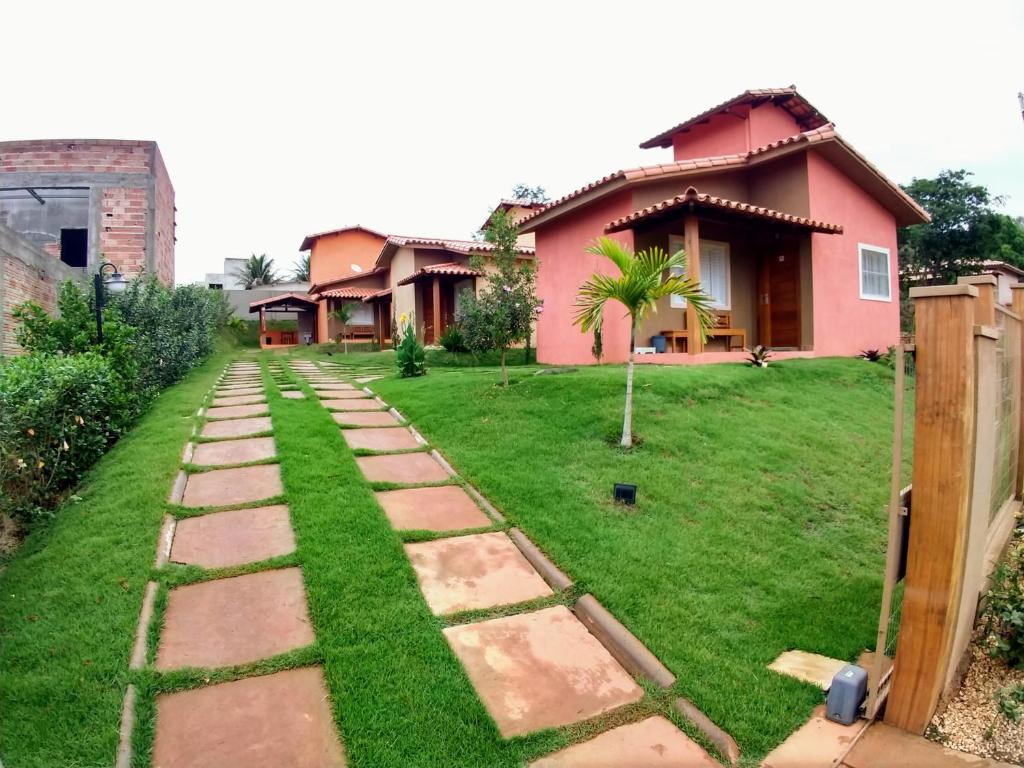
[885,284,978,733]
[1013,284,1024,497]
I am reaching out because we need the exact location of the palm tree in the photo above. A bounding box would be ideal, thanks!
[574,237,713,447]
[329,303,354,354]
[292,253,311,283]
[232,254,280,289]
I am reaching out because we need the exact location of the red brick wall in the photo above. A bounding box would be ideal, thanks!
[152,146,176,285]
[1,253,60,355]
[0,140,151,174]
[99,188,147,277]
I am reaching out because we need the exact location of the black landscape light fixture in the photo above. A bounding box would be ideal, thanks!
[613,483,637,505]
[94,261,128,343]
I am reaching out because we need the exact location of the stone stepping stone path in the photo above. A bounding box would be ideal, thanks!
[317,390,368,400]
[201,416,272,438]
[406,531,554,615]
[153,667,345,768]
[157,567,314,670]
[190,436,276,466]
[281,390,305,399]
[323,360,720,765]
[170,505,295,569]
[117,360,349,767]
[444,605,644,737]
[376,485,492,531]
[181,464,283,507]
[342,426,421,452]
[324,398,383,412]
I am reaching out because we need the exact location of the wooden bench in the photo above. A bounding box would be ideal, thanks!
[661,312,746,353]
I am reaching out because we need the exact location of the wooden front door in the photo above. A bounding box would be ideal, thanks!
[759,248,801,348]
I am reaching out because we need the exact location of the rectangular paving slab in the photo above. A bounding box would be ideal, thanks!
[215,386,264,397]
[530,716,719,767]
[342,427,421,452]
[181,464,283,507]
[211,394,267,407]
[323,399,381,412]
[171,505,295,569]
[375,485,491,531]
[200,417,272,439]
[157,568,313,670]
[280,390,305,399]
[768,649,848,690]
[443,605,643,737]
[356,453,449,484]
[333,411,402,428]
[406,531,552,614]
[313,382,355,391]
[317,390,368,400]
[190,437,276,467]
[153,666,345,768]
[205,403,269,420]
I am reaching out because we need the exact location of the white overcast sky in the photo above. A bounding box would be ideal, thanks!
[4,1,1023,285]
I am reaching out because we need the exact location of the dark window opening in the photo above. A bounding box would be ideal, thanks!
[60,228,88,268]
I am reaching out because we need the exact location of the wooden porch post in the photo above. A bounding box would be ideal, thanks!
[259,307,266,333]
[432,276,441,345]
[683,213,703,354]
[885,283,979,733]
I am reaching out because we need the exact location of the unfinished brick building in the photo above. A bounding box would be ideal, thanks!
[0,139,176,284]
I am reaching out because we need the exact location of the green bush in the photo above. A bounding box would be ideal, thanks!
[438,324,467,353]
[395,316,426,378]
[984,533,1024,668]
[0,353,121,522]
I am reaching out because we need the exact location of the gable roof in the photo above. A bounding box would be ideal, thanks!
[299,225,387,252]
[317,286,379,299]
[396,262,483,286]
[247,292,318,313]
[638,87,830,149]
[518,125,929,232]
[374,235,535,270]
[479,199,546,232]
[309,267,387,294]
[604,186,843,234]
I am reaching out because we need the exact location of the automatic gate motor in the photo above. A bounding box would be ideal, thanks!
[825,664,867,725]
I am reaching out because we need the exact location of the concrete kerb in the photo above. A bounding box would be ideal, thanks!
[429,450,458,478]
[507,527,572,592]
[463,482,506,524]
[673,698,742,765]
[374,396,388,408]
[129,581,158,670]
[572,594,677,689]
[155,514,176,568]
[181,442,195,465]
[388,407,407,424]
[115,684,137,768]
[408,426,428,446]
[167,471,187,504]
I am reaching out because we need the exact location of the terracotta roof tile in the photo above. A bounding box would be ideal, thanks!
[638,87,830,149]
[604,187,843,234]
[309,268,387,293]
[395,262,482,286]
[247,292,318,311]
[317,287,378,299]
[361,288,393,303]
[386,235,534,256]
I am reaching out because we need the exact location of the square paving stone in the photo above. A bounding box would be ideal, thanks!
[205,403,269,420]
[324,399,381,412]
[280,390,305,399]
[153,666,345,768]
[406,532,552,614]
[761,706,866,768]
[215,386,263,397]
[157,568,313,670]
[181,464,283,507]
[768,650,847,690]
[355,375,384,383]
[443,605,643,737]
[211,394,267,407]
[317,390,367,400]
[342,427,420,452]
[314,383,356,391]
[356,453,449,484]
[171,505,295,569]
[530,716,718,767]
[200,417,272,439]
[376,485,491,531]
[190,437,276,466]
[333,411,402,428]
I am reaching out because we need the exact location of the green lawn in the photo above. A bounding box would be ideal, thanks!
[296,351,900,761]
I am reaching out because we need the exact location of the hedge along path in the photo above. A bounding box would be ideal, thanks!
[307,359,729,766]
[118,359,346,768]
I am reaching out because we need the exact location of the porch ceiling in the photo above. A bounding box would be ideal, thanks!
[247,292,318,313]
[604,186,843,235]
[395,262,482,286]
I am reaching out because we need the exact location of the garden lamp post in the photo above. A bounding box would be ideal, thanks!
[94,261,128,343]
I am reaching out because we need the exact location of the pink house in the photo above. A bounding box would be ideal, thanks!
[519,88,930,365]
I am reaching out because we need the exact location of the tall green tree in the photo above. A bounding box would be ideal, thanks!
[292,253,311,283]
[899,170,1024,286]
[458,210,541,386]
[232,254,280,289]
[575,238,712,447]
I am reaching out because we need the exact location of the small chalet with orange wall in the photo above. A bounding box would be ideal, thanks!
[519,87,931,365]
[298,203,537,346]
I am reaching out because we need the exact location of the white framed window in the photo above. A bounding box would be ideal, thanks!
[666,236,731,309]
[859,243,892,302]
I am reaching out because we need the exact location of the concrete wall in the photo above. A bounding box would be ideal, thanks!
[0,139,175,285]
[0,223,82,356]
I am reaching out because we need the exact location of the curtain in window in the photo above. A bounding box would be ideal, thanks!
[861,248,890,299]
[701,244,729,308]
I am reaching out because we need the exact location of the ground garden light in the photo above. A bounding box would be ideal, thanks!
[613,483,637,505]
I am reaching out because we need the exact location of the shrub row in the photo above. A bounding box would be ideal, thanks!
[0,278,227,525]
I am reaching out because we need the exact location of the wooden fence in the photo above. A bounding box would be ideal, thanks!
[881,274,1023,733]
